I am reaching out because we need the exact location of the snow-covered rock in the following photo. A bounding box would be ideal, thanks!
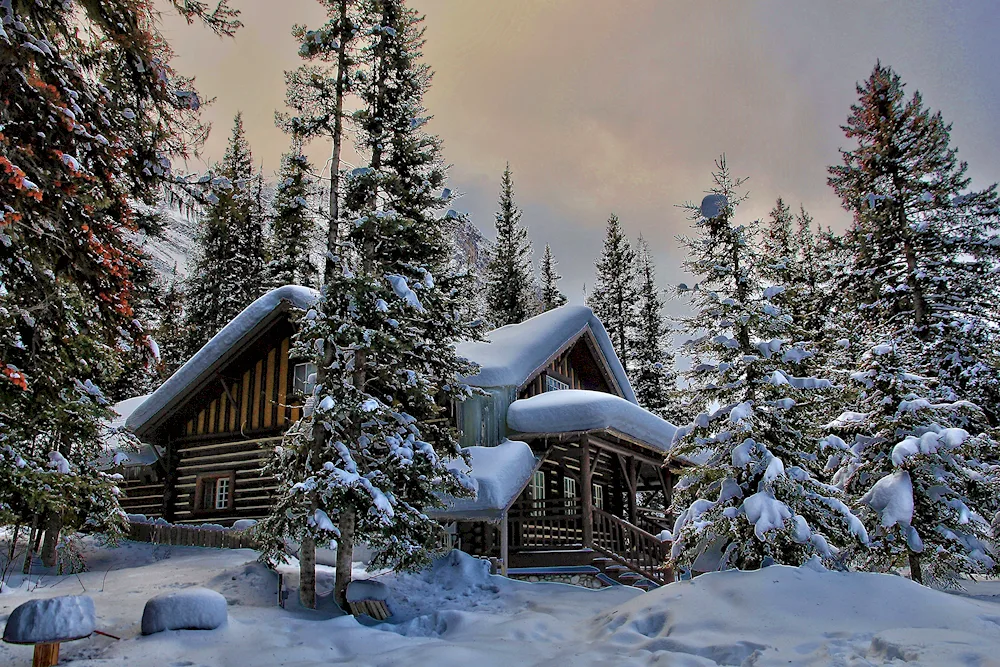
[2,595,95,644]
[141,588,228,635]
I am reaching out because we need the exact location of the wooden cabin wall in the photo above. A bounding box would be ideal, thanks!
[518,335,614,400]
[139,319,306,525]
[117,477,167,519]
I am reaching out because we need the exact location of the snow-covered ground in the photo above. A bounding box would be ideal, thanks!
[4,539,1000,666]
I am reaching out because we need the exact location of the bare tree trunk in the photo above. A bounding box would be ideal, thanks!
[323,0,350,286]
[298,536,316,609]
[7,522,20,565]
[40,512,61,568]
[908,551,923,585]
[333,508,355,610]
[23,515,39,574]
[299,0,351,611]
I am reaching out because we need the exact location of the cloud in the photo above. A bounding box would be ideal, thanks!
[164,0,1000,312]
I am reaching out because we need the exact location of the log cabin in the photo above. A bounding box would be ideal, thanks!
[114,286,681,585]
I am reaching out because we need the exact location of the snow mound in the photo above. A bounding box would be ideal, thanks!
[435,440,537,520]
[507,390,676,451]
[2,595,95,644]
[457,305,636,403]
[141,587,228,635]
[594,565,1000,665]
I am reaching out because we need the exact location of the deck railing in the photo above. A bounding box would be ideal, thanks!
[634,507,674,536]
[507,497,583,548]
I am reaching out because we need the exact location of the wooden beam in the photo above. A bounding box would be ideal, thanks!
[627,457,638,525]
[500,511,509,576]
[581,435,593,547]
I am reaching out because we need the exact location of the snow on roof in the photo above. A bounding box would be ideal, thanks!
[457,305,636,403]
[507,390,677,453]
[126,292,634,438]
[97,395,159,469]
[126,286,319,434]
[432,440,539,520]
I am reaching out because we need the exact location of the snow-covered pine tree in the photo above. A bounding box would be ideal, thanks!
[0,0,239,564]
[260,0,362,610]
[669,159,869,572]
[825,339,999,585]
[268,137,319,288]
[258,0,475,610]
[154,268,191,381]
[485,164,537,326]
[587,214,637,372]
[539,244,567,312]
[183,113,267,356]
[823,63,1000,583]
[828,62,1000,425]
[630,238,681,422]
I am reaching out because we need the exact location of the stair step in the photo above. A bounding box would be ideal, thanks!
[632,579,660,590]
[616,572,643,581]
[507,565,600,576]
[595,573,622,587]
[604,565,630,572]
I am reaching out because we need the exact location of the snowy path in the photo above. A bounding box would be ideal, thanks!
[4,540,1000,666]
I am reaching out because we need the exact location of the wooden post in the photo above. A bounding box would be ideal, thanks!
[32,642,59,667]
[500,511,509,576]
[581,436,593,548]
[627,458,638,526]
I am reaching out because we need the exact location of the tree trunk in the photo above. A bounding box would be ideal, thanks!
[40,512,62,568]
[7,522,20,566]
[908,551,923,584]
[323,0,350,286]
[298,535,316,609]
[903,238,928,340]
[334,508,355,610]
[22,516,38,574]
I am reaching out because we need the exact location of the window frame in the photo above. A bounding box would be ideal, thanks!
[592,483,604,510]
[193,471,236,515]
[530,469,546,517]
[292,362,318,396]
[563,475,578,510]
[545,374,570,392]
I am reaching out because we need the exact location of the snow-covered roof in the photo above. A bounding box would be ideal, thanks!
[96,395,159,469]
[507,390,677,453]
[127,290,635,438]
[126,286,319,435]
[432,440,539,520]
[457,305,636,403]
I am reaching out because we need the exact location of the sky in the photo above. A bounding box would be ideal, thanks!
[160,0,1000,313]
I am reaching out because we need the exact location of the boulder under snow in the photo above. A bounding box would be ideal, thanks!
[141,588,228,635]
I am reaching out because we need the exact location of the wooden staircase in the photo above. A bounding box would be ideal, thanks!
[506,498,673,589]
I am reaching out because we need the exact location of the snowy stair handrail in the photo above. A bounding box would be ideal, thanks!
[592,507,673,586]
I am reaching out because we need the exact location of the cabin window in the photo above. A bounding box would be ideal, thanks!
[593,483,604,510]
[545,375,570,392]
[563,475,577,509]
[194,472,235,513]
[293,362,317,396]
[530,470,546,516]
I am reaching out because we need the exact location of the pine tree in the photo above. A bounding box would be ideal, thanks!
[823,63,1000,583]
[826,339,999,585]
[155,268,191,381]
[828,62,1000,425]
[539,244,567,311]
[258,0,475,610]
[587,214,637,371]
[630,238,680,422]
[183,114,268,355]
[269,137,319,288]
[0,0,239,564]
[484,164,537,326]
[670,160,869,572]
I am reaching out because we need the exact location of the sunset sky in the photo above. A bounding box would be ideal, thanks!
[161,1,1000,310]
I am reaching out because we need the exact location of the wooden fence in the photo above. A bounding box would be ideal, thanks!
[127,521,258,550]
